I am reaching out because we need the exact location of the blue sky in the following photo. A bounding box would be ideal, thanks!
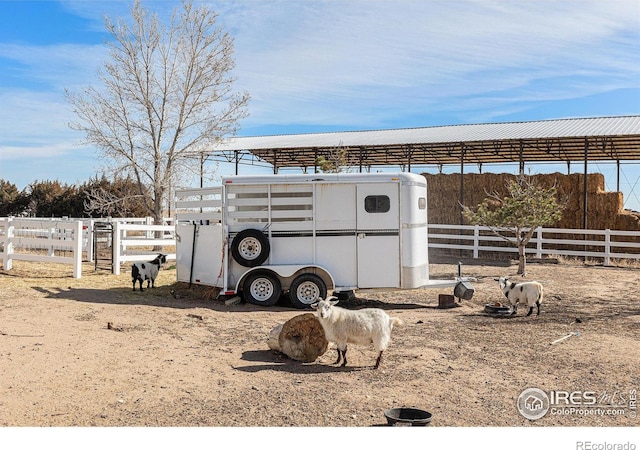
[1,0,640,209]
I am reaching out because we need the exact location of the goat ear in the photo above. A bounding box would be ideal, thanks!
[310,302,319,309]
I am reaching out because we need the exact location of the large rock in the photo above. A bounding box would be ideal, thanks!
[268,313,328,363]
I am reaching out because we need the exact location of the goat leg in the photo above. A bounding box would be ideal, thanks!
[374,351,384,369]
[340,348,348,367]
[334,348,342,365]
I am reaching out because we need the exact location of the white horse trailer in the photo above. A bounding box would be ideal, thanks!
[174,172,469,308]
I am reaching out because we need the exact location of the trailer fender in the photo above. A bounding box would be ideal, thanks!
[235,265,335,294]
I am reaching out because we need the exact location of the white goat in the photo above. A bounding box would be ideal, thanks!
[131,254,167,291]
[311,297,403,369]
[496,277,544,316]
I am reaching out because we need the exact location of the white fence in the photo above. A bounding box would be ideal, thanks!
[427,224,640,265]
[0,218,84,278]
[0,217,176,278]
[2,217,639,277]
[111,221,176,275]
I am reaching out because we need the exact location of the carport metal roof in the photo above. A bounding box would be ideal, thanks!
[213,115,640,170]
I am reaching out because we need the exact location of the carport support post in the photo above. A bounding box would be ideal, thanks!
[583,139,589,262]
[583,139,589,230]
[459,144,465,225]
[519,140,525,174]
[273,150,278,174]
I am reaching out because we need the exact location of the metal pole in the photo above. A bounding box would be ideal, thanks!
[273,150,278,174]
[459,144,465,225]
[583,139,589,230]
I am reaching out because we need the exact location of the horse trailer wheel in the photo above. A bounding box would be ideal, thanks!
[289,274,327,309]
[243,271,281,307]
[231,229,270,267]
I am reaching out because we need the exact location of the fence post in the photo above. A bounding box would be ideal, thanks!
[72,221,83,279]
[85,220,94,263]
[604,229,611,266]
[536,227,543,259]
[146,216,153,239]
[113,220,122,275]
[2,218,14,271]
[49,226,55,257]
[473,225,479,259]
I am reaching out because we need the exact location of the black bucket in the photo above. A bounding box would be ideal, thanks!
[384,407,432,426]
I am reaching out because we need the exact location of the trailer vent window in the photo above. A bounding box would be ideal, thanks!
[364,195,390,213]
[418,197,426,209]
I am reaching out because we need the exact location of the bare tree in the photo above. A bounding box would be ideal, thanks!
[67,0,249,224]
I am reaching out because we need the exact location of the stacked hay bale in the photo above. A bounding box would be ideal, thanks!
[422,172,640,230]
[422,172,640,258]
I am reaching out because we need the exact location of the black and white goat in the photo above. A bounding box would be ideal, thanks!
[131,254,167,291]
[495,276,544,316]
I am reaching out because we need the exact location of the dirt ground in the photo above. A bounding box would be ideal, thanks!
[0,256,638,429]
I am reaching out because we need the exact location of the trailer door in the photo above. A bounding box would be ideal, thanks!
[356,183,400,288]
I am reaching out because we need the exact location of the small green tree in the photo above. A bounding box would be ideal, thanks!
[461,175,563,275]
[316,142,354,173]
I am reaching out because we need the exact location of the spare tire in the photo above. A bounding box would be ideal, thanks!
[231,229,270,267]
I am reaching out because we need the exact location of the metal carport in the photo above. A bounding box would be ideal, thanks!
[206,115,640,227]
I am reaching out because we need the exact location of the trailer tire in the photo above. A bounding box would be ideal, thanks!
[243,271,282,307]
[231,229,270,267]
[289,274,327,309]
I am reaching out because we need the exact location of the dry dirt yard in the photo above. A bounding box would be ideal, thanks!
[0,257,638,428]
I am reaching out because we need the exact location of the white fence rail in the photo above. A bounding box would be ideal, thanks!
[2,217,639,277]
[427,224,640,265]
[0,217,176,277]
[112,221,176,275]
[0,218,84,278]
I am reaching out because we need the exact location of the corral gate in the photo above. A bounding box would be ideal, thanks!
[93,221,114,272]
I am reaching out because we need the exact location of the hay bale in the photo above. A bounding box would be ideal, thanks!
[422,171,640,232]
[269,313,328,363]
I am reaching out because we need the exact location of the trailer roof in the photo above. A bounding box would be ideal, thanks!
[222,172,425,185]
[213,115,640,169]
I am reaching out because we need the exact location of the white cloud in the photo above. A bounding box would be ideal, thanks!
[217,0,640,128]
[1,0,638,189]
[0,42,106,91]
[0,89,79,147]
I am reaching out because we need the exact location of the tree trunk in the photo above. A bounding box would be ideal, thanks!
[517,243,527,275]
[268,314,328,363]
